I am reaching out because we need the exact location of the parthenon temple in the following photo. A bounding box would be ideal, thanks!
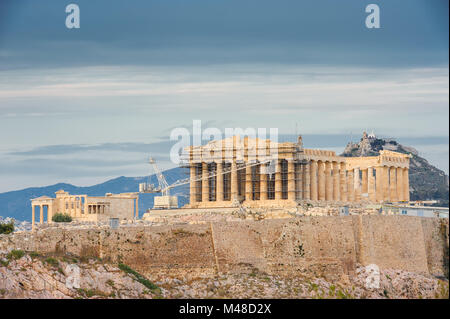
[184,135,410,208]
[31,190,139,230]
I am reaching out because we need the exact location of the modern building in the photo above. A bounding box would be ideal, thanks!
[383,204,449,218]
[184,135,411,208]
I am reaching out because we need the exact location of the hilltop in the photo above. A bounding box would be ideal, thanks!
[1,133,448,223]
[342,132,449,206]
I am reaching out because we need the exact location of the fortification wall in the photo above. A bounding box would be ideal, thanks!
[1,216,448,280]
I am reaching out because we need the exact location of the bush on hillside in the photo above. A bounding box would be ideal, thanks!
[52,213,72,223]
[0,220,14,234]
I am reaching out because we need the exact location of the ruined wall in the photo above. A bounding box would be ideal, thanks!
[87,197,135,221]
[1,216,448,280]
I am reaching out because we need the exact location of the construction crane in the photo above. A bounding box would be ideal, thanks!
[138,153,289,210]
[139,157,178,209]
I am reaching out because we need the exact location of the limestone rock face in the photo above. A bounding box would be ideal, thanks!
[0,216,448,299]
[1,253,447,299]
[0,253,162,299]
[342,132,449,206]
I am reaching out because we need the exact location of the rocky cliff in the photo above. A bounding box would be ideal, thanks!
[1,251,447,299]
[1,216,448,299]
[342,132,449,206]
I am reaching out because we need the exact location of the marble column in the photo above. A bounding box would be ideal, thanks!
[288,160,296,201]
[389,167,398,202]
[362,169,368,194]
[303,162,311,200]
[216,162,224,201]
[296,163,303,200]
[375,167,383,203]
[48,204,53,223]
[332,162,340,201]
[245,165,253,201]
[347,170,354,202]
[368,167,376,202]
[32,205,36,231]
[40,205,44,224]
[202,162,209,202]
[403,168,410,202]
[325,161,333,201]
[190,164,197,204]
[339,163,347,202]
[396,167,404,202]
[354,168,361,202]
[310,160,318,201]
[382,166,390,202]
[135,198,139,219]
[275,160,282,200]
[84,196,88,217]
[318,161,326,201]
[231,160,238,202]
[260,164,268,200]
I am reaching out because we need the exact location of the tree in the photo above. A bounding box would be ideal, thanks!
[0,220,14,234]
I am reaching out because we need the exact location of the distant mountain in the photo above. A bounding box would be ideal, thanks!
[0,167,188,222]
[2,134,448,222]
[342,132,449,207]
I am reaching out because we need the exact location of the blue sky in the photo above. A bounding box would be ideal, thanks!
[0,0,448,192]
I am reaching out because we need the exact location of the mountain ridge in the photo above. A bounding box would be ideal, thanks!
[1,134,448,222]
[0,167,188,222]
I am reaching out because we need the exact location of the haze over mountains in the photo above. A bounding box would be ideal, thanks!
[0,134,448,222]
[0,168,189,222]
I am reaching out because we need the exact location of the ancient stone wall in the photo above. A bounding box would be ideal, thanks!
[1,216,448,280]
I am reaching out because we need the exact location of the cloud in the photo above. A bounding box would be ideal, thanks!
[0,1,448,69]
[1,134,447,192]
[7,142,170,157]
[0,65,448,111]
[0,1,448,192]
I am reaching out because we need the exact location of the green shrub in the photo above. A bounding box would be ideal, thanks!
[29,251,40,259]
[52,213,72,223]
[7,249,25,260]
[77,288,108,298]
[0,220,14,234]
[118,263,159,291]
[45,257,59,267]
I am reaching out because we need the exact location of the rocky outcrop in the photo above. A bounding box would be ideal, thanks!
[1,215,448,299]
[0,251,447,299]
[0,252,162,299]
[342,132,449,206]
[1,216,448,281]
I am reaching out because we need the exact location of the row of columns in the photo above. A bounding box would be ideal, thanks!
[190,160,298,203]
[190,160,410,204]
[56,196,88,217]
[87,204,109,215]
[31,204,52,230]
[297,161,409,203]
